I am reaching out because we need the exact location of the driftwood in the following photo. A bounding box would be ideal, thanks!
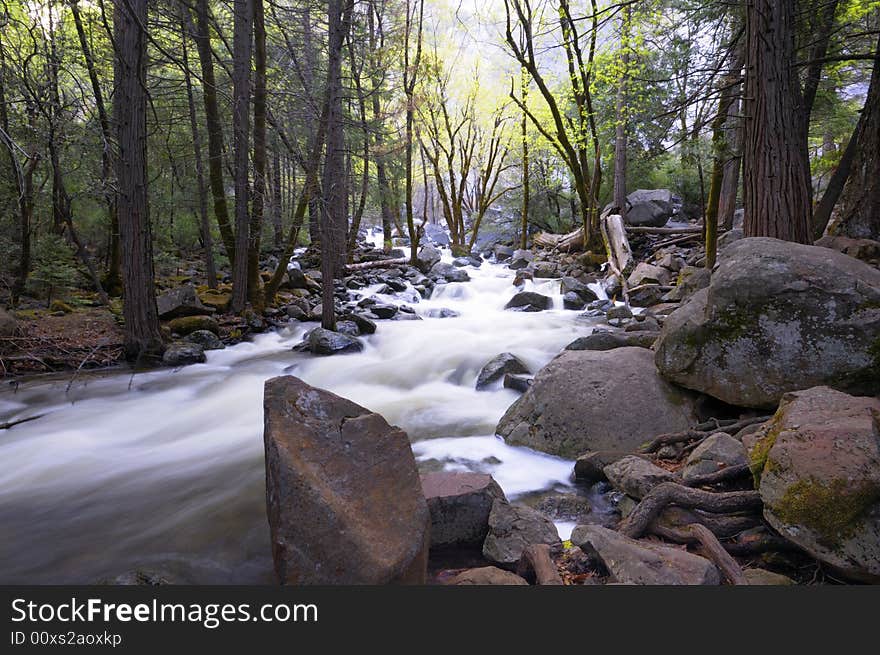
[618,482,763,539]
[641,415,771,453]
[532,227,584,252]
[600,213,633,306]
[516,544,564,585]
[344,257,409,272]
[652,522,749,585]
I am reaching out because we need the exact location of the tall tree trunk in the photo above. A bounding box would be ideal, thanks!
[742,0,812,243]
[192,0,236,263]
[320,0,354,330]
[718,94,742,231]
[801,0,839,125]
[403,0,425,265]
[248,0,267,308]
[230,0,253,313]
[705,41,744,268]
[70,0,121,294]
[520,67,529,250]
[113,0,164,359]
[368,7,394,253]
[612,5,630,217]
[272,142,283,248]
[181,8,217,290]
[832,33,880,240]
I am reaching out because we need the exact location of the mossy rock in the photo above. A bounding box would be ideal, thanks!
[756,386,880,582]
[167,315,219,336]
[49,299,74,314]
[197,291,231,312]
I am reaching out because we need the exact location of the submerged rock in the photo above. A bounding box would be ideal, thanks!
[263,376,429,584]
[416,245,442,273]
[504,291,552,312]
[476,353,530,390]
[496,347,700,458]
[303,328,364,356]
[655,237,880,408]
[571,524,720,585]
[750,386,880,582]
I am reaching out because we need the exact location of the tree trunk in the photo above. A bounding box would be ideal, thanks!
[192,0,236,262]
[180,9,217,290]
[113,0,164,359]
[832,33,880,240]
[319,0,353,330]
[612,5,630,217]
[230,0,253,313]
[70,0,121,294]
[742,0,812,243]
[811,112,863,239]
[248,0,267,308]
[520,68,530,250]
[718,94,742,231]
[272,143,283,248]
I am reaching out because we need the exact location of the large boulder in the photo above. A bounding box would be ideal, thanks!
[416,245,442,273]
[627,262,671,287]
[263,376,430,584]
[156,284,214,320]
[421,472,506,548]
[624,189,676,228]
[655,237,880,409]
[167,314,219,336]
[429,261,470,283]
[571,524,720,585]
[682,432,747,482]
[482,499,560,567]
[476,353,530,390]
[749,386,880,582]
[496,347,700,458]
[303,328,364,356]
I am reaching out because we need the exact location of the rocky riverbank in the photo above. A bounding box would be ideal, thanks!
[261,231,880,585]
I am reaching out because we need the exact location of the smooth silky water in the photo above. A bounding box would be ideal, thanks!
[0,246,608,583]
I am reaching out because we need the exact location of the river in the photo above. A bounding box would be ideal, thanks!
[0,246,607,583]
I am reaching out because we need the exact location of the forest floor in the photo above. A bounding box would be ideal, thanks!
[1,301,125,377]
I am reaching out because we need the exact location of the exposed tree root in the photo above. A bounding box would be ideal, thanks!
[641,415,771,453]
[652,522,749,585]
[619,481,763,539]
[516,544,564,585]
[683,463,752,488]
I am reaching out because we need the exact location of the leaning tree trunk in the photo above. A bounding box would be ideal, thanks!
[113,0,164,359]
[742,0,812,243]
[192,0,236,263]
[832,33,880,240]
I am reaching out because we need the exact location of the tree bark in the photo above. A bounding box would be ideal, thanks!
[113,0,164,359]
[742,0,812,243]
[832,33,880,240]
[180,8,217,290]
[248,0,267,308]
[319,0,354,330]
[192,0,236,262]
[230,0,253,313]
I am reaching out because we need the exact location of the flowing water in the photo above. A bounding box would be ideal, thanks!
[0,246,608,584]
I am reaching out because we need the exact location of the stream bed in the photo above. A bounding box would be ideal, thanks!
[0,250,609,583]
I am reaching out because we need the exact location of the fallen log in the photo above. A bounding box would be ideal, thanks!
[345,257,409,272]
[516,544,564,585]
[618,482,763,539]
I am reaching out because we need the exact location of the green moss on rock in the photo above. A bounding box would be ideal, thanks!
[772,477,880,547]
